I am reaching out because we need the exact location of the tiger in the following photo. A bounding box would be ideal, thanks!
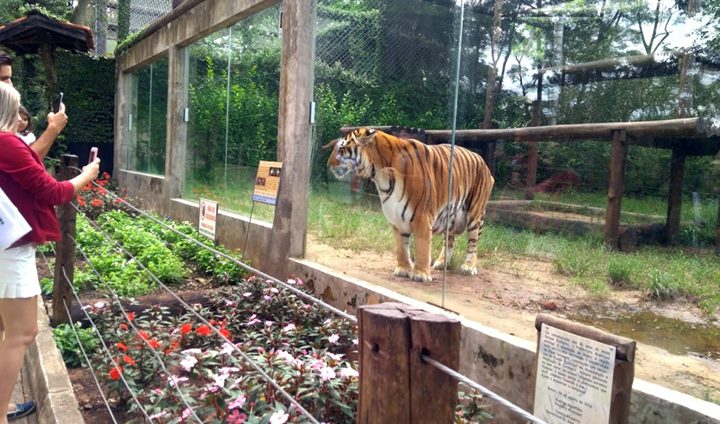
[324,128,494,282]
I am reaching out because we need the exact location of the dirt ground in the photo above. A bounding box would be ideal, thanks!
[304,237,720,405]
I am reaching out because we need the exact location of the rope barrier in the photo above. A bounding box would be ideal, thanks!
[61,298,120,424]
[66,205,321,424]
[421,354,548,424]
[62,259,204,424]
[59,266,154,422]
[83,176,357,323]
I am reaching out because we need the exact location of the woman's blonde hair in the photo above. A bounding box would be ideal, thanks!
[0,82,20,133]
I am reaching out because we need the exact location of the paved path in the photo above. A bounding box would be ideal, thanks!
[10,362,39,424]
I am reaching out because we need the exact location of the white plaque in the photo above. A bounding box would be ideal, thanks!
[198,198,218,240]
[534,324,616,424]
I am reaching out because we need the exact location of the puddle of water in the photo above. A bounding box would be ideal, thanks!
[571,311,720,360]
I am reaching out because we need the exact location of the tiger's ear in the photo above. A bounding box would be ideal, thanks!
[357,128,377,146]
[321,138,339,150]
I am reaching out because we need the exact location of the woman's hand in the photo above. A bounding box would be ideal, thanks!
[82,158,100,181]
[70,158,101,193]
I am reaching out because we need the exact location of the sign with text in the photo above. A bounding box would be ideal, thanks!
[199,198,218,240]
[534,323,616,424]
[253,161,283,205]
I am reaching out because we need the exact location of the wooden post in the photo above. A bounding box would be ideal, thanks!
[604,130,627,249]
[666,146,686,245]
[716,195,720,256]
[525,100,541,200]
[358,303,460,424]
[51,154,80,326]
[535,314,636,424]
[267,0,316,279]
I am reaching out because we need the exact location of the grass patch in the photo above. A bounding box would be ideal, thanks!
[183,179,720,314]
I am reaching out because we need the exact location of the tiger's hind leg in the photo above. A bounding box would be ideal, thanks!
[392,227,413,278]
[432,234,455,271]
[460,224,481,276]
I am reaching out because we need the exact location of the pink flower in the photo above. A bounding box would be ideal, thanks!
[328,334,340,344]
[181,408,192,419]
[228,394,246,410]
[227,410,247,424]
[180,355,198,372]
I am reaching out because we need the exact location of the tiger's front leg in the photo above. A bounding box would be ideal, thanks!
[392,226,413,278]
[411,219,433,282]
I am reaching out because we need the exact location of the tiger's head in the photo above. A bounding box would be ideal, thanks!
[323,128,377,179]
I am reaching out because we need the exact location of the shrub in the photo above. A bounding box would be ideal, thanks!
[53,322,100,368]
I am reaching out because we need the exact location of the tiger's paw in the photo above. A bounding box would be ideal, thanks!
[411,270,433,283]
[394,266,412,278]
[431,259,447,270]
[460,264,478,276]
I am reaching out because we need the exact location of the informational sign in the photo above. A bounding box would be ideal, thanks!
[253,161,283,205]
[198,198,218,240]
[534,324,616,424]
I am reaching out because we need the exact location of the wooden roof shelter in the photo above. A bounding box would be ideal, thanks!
[341,118,720,254]
[0,11,95,109]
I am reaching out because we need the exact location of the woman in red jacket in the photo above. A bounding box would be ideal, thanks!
[0,83,99,423]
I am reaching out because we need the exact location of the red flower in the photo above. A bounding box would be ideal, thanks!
[119,323,128,331]
[180,323,192,335]
[138,330,150,340]
[219,327,230,338]
[116,342,127,352]
[77,198,86,206]
[91,198,104,207]
[195,325,212,336]
[165,340,181,354]
[122,355,136,366]
[148,339,161,349]
[126,312,136,322]
[109,366,123,381]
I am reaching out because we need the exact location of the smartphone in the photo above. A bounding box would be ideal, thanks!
[52,92,64,113]
[89,147,98,163]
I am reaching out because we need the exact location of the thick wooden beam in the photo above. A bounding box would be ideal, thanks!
[52,155,79,326]
[604,130,627,249]
[666,146,686,245]
[267,0,316,279]
[358,303,460,424]
[716,196,720,256]
[525,100,541,200]
[341,117,718,144]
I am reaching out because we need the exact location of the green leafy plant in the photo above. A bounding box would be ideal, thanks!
[53,322,100,368]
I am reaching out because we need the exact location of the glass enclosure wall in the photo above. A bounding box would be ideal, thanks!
[307,0,719,327]
[125,56,169,174]
[183,4,282,221]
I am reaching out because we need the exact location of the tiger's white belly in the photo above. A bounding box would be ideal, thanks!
[375,180,413,234]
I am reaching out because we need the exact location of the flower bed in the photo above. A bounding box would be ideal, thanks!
[50,201,491,422]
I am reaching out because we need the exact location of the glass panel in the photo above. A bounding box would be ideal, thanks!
[126,56,168,174]
[309,0,720,398]
[183,5,282,221]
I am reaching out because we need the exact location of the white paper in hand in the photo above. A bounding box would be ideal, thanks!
[0,187,31,250]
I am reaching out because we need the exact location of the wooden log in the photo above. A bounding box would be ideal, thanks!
[358,303,412,423]
[535,314,636,424]
[68,290,211,324]
[341,117,716,144]
[52,155,79,326]
[409,310,460,423]
[604,130,628,248]
[525,100,541,200]
[358,302,460,424]
[716,195,720,256]
[666,146,686,245]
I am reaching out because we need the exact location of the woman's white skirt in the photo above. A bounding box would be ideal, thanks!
[0,244,40,299]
